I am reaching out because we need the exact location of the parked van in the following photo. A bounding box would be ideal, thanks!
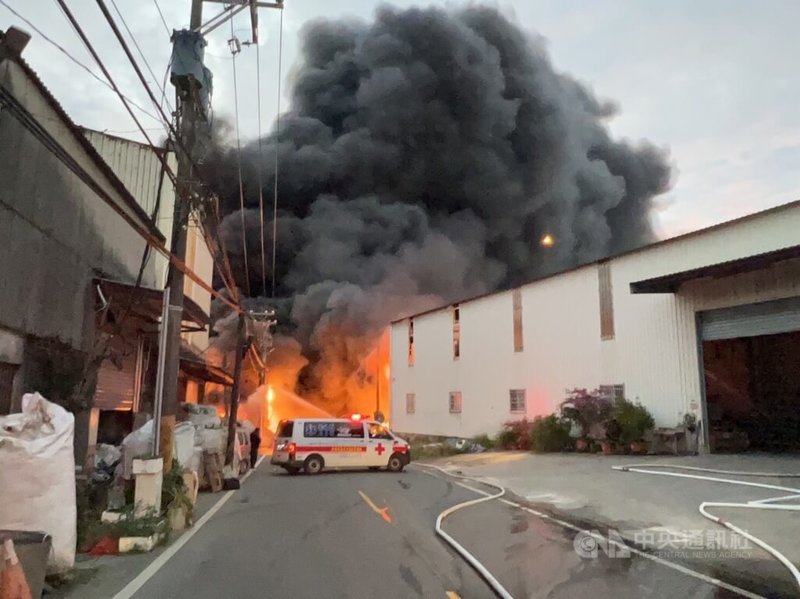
[271,415,410,475]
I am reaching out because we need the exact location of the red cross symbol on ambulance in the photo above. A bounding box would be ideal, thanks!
[375,443,386,455]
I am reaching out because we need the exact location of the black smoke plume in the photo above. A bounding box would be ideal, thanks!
[205,5,671,414]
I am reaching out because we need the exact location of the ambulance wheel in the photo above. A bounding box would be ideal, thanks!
[304,455,324,475]
[387,453,405,473]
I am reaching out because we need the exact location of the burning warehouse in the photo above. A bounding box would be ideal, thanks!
[205,5,671,423]
[390,200,800,453]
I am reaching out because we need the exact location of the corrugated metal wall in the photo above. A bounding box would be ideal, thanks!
[391,202,800,438]
[84,130,177,288]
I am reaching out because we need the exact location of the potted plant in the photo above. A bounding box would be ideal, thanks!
[560,389,612,452]
[161,460,193,531]
[601,418,622,454]
[613,399,655,454]
[680,413,699,454]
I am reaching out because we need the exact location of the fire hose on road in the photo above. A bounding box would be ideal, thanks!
[414,464,515,599]
[612,463,800,592]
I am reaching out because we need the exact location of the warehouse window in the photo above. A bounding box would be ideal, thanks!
[512,289,523,352]
[452,304,461,359]
[599,384,625,402]
[449,391,462,413]
[408,319,415,367]
[406,393,416,414]
[509,389,526,413]
[0,362,18,415]
[598,262,615,340]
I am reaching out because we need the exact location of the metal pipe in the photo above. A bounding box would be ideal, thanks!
[152,288,170,456]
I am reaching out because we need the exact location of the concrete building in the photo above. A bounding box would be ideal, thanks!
[0,28,230,461]
[390,200,800,453]
[83,130,228,445]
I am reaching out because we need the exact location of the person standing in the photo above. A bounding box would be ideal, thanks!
[249,427,261,469]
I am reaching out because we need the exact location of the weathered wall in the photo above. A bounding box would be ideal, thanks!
[391,201,800,439]
[0,58,162,414]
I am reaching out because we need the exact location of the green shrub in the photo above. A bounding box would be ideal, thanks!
[497,427,517,450]
[560,388,613,438]
[612,399,655,444]
[498,419,531,450]
[472,433,496,450]
[409,442,460,461]
[530,415,572,452]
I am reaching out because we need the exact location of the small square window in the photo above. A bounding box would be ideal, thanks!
[599,384,625,402]
[406,393,416,414]
[449,391,462,414]
[509,389,526,413]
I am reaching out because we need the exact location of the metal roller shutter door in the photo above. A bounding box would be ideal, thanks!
[94,353,136,411]
[700,296,800,341]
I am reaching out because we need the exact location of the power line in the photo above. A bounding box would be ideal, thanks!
[0,0,165,128]
[91,0,242,303]
[54,0,166,159]
[152,0,170,37]
[255,41,267,296]
[229,19,251,297]
[91,0,240,301]
[271,7,285,298]
[0,84,239,312]
[55,0,240,305]
[109,0,174,114]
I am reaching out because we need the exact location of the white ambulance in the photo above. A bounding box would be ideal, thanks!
[270,415,411,475]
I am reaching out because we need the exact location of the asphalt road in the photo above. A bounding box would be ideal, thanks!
[125,462,764,599]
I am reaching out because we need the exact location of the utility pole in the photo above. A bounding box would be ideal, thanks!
[158,0,204,473]
[158,0,283,473]
[224,308,274,467]
[225,313,249,467]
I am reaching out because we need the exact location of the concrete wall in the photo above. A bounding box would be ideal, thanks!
[391,202,800,438]
[0,57,162,412]
[182,221,213,352]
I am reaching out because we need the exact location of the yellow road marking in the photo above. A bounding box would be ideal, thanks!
[446,592,461,599]
[358,490,392,523]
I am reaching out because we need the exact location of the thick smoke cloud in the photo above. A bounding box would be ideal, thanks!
[207,5,671,414]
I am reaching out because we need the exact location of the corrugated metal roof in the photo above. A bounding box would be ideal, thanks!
[392,198,800,324]
[630,244,800,293]
[82,128,167,222]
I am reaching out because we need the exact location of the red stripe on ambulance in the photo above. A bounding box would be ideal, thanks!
[294,446,367,453]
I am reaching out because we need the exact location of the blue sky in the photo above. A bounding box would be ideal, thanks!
[2,0,798,238]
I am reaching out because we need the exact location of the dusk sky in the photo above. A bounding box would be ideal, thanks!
[2,0,798,238]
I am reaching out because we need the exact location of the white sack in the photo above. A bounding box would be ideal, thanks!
[173,421,196,470]
[121,418,154,478]
[122,419,198,476]
[0,393,76,572]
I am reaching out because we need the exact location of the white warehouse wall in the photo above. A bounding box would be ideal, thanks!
[391,201,800,439]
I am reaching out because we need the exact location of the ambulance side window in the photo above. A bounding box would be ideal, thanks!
[304,422,337,437]
[276,421,294,438]
[369,424,393,440]
[343,423,365,439]
[331,423,363,438]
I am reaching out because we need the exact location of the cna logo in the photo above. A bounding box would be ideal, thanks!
[573,530,631,559]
